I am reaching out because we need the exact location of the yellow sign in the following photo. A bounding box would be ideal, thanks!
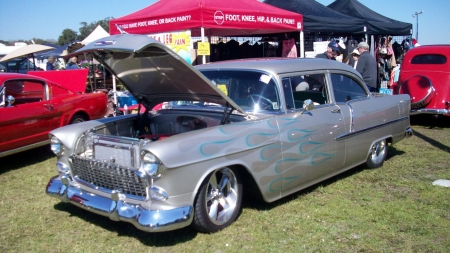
[217,84,228,95]
[197,42,210,56]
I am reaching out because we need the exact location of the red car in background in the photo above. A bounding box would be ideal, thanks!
[393,45,450,116]
[0,69,107,157]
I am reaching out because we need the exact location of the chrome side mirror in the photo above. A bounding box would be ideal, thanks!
[6,95,15,107]
[301,99,314,114]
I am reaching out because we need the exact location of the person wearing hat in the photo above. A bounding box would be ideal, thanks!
[356,41,378,92]
[348,48,360,69]
[46,56,55,71]
[316,40,340,60]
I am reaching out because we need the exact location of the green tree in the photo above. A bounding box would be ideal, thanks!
[77,17,113,41]
[0,40,10,45]
[30,38,49,45]
[58,29,78,46]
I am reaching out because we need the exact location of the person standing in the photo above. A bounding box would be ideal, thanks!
[66,56,79,70]
[348,49,359,69]
[356,42,378,92]
[46,56,55,70]
[315,40,340,60]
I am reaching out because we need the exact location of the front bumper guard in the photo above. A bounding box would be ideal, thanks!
[410,108,449,115]
[46,175,193,232]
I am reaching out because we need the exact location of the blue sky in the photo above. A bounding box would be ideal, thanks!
[0,0,447,45]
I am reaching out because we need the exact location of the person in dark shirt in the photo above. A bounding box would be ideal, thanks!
[315,40,340,60]
[46,56,55,70]
[356,42,378,92]
[66,56,79,70]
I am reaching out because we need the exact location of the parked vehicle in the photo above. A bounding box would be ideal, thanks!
[46,34,412,233]
[0,58,44,74]
[0,69,107,157]
[393,45,450,116]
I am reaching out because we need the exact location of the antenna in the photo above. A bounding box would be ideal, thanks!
[115,24,128,35]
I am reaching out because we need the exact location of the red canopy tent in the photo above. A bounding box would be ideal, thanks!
[109,0,303,37]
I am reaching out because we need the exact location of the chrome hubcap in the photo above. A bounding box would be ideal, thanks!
[205,168,238,225]
[370,140,386,164]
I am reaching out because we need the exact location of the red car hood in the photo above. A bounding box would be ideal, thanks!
[28,69,89,93]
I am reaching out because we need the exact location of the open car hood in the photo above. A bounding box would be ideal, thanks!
[74,34,244,113]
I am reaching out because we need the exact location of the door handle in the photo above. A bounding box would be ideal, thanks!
[331,109,340,113]
[44,104,53,110]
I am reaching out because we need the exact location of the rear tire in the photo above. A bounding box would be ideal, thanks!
[69,114,87,124]
[192,167,242,233]
[366,139,388,168]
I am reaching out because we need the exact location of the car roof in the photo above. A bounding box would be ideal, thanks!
[195,57,359,76]
[0,72,43,80]
[405,45,450,54]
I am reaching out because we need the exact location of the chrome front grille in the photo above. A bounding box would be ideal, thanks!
[71,155,147,198]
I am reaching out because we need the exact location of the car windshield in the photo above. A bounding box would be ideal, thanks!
[200,70,281,112]
[3,58,38,73]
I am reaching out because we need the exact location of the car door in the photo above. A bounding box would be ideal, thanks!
[329,72,380,168]
[0,79,52,153]
[276,73,346,194]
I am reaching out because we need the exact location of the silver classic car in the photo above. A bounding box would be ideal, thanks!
[46,34,412,233]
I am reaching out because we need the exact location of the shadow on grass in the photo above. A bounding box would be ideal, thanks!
[410,114,450,129]
[413,130,450,153]
[54,202,198,245]
[0,145,54,175]
[242,145,405,212]
[410,114,450,152]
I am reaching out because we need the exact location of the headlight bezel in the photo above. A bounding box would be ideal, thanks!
[50,135,63,156]
[140,151,164,179]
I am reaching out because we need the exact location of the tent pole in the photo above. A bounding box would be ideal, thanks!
[300,31,304,58]
[370,35,375,57]
[201,27,205,64]
[113,76,117,105]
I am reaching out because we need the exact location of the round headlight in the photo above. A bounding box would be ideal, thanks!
[141,152,162,178]
[50,136,63,155]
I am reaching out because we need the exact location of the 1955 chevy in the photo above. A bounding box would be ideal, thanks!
[46,34,412,233]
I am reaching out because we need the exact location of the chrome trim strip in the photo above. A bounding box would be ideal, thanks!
[347,103,355,132]
[336,116,409,140]
[0,140,50,158]
[46,175,193,232]
[410,108,449,115]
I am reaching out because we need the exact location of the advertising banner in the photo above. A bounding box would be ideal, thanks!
[147,30,192,64]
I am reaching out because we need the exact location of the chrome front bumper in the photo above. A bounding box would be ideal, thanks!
[46,175,193,232]
[410,108,449,115]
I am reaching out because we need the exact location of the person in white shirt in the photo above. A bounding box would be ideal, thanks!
[350,48,360,69]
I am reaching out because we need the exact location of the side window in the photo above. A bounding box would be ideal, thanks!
[330,73,367,103]
[0,86,4,106]
[4,80,45,105]
[291,74,328,108]
[281,78,294,109]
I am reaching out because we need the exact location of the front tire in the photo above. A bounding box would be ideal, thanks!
[69,114,87,124]
[192,167,242,233]
[366,139,388,168]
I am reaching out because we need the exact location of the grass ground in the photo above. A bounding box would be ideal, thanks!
[0,115,449,252]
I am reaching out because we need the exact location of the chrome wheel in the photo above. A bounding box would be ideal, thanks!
[193,167,242,232]
[366,139,388,168]
[69,114,87,124]
[205,168,238,225]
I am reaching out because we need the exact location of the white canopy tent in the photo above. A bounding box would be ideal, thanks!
[82,25,110,45]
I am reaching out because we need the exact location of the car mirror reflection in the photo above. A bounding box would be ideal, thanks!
[301,99,314,114]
